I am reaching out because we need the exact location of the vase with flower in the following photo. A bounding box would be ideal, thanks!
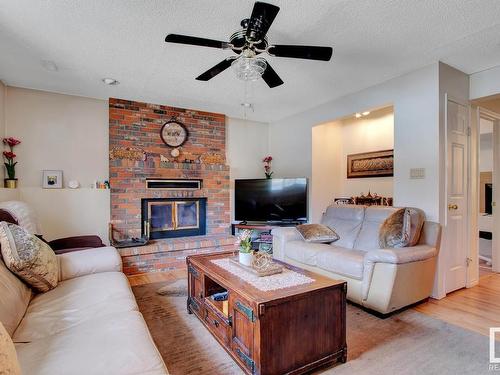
[3,137,21,188]
[262,155,273,179]
[235,229,253,266]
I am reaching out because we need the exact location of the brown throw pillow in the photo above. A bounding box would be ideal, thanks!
[379,208,425,248]
[296,224,340,243]
[0,222,58,292]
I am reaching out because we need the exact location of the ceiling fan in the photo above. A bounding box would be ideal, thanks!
[165,1,333,88]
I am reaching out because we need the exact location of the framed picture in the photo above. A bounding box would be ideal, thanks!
[347,150,394,178]
[42,170,63,188]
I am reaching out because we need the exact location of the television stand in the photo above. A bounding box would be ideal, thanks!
[231,222,302,254]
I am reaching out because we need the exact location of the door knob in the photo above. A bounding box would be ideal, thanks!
[448,204,458,210]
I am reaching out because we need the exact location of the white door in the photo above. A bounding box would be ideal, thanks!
[445,98,469,293]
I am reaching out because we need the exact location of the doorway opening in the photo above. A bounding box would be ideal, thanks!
[478,116,493,276]
[472,94,500,276]
[311,105,394,222]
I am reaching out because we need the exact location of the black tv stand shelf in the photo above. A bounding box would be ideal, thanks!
[231,222,299,234]
[231,222,302,254]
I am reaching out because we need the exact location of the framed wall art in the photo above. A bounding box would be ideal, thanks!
[42,170,63,188]
[347,149,394,178]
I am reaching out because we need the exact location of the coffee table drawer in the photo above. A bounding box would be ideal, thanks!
[204,305,230,346]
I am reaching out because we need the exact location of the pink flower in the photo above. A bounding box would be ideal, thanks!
[3,151,16,160]
[3,137,21,147]
[262,156,273,163]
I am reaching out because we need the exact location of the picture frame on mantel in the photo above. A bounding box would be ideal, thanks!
[347,149,394,178]
[42,170,63,188]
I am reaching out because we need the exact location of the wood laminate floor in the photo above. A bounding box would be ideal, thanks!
[128,269,500,338]
[414,272,500,337]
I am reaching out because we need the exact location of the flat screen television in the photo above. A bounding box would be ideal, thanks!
[235,178,308,222]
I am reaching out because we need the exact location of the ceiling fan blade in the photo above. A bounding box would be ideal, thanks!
[196,58,234,81]
[268,45,333,61]
[246,2,280,42]
[262,63,284,88]
[165,34,229,49]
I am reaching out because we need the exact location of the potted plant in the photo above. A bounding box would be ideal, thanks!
[262,155,273,179]
[3,137,21,189]
[236,229,253,266]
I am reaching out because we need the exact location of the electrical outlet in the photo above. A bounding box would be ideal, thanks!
[410,168,425,179]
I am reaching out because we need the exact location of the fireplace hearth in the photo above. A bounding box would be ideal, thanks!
[141,198,207,239]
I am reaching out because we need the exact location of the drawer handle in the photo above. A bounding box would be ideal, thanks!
[213,319,219,328]
[199,292,204,299]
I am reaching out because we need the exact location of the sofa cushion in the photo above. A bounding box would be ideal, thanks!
[57,246,122,281]
[285,240,333,267]
[295,224,339,243]
[354,206,398,252]
[0,258,32,336]
[379,207,425,248]
[15,311,167,375]
[316,247,365,280]
[321,205,365,248]
[1,321,21,375]
[13,271,138,342]
[0,222,58,292]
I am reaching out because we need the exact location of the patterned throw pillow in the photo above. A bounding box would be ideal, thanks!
[296,224,340,243]
[0,321,21,375]
[379,207,425,248]
[0,222,58,292]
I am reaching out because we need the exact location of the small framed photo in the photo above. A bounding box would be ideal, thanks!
[42,170,63,189]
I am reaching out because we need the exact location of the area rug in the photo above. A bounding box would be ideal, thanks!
[132,281,491,375]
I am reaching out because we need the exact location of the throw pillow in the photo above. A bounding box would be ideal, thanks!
[0,321,21,375]
[0,222,58,292]
[379,207,425,248]
[296,224,340,243]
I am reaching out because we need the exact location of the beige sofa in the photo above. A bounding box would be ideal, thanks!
[0,213,168,374]
[272,205,441,315]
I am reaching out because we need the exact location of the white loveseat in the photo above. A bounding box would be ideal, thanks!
[272,205,441,315]
[0,206,168,374]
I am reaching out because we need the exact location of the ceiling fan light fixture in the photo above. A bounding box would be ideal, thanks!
[231,57,267,81]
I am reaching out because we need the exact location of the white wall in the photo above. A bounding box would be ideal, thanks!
[226,117,269,222]
[270,64,439,222]
[3,87,110,242]
[480,135,493,172]
[5,87,109,188]
[311,121,342,223]
[18,188,110,241]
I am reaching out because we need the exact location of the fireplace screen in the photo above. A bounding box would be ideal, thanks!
[142,198,206,239]
[148,201,199,232]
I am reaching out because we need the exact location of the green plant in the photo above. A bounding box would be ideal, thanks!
[236,229,253,253]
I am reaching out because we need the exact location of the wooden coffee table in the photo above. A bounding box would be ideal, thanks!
[186,251,347,375]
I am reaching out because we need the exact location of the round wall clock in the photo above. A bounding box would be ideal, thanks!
[160,120,188,147]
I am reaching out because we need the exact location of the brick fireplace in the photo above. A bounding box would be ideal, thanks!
[109,98,234,274]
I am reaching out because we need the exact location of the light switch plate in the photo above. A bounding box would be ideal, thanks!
[410,168,425,179]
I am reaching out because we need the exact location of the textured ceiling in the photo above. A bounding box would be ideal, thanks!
[2,0,500,122]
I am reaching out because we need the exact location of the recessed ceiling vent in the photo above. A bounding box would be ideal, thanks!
[146,179,202,190]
